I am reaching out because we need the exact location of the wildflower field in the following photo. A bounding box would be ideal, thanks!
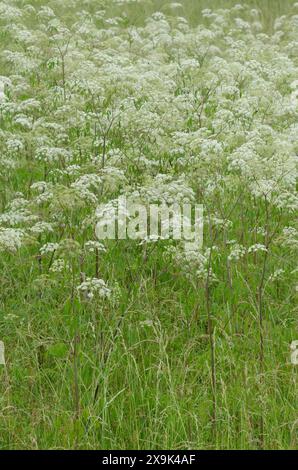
[0,0,297,450]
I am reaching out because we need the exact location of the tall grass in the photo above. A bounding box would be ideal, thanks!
[108,0,297,29]
[0,0,297,450]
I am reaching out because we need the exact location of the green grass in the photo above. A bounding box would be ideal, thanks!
[0,211,297,449]
[0,0,297,450]
[107,0,296,29]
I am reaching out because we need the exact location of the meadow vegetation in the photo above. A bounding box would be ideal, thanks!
[0,0,297,449]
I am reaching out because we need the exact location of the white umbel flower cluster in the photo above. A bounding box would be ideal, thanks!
[0,228,24,252]
[77,277,112,300]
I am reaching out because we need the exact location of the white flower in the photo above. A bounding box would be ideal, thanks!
[49,258,70,273]
[84,241,106,253]
[247,244,268,254]
[30,222,54,235]
[35,147,72,165]
[40,242,59,255]
[268,269,285,282]
[6,138,24,151]
[228,244,247,262]
[0,228,24,252]
[77,278,111,299]
[30,181,49,193]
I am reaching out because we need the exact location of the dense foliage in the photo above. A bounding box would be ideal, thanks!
[0,0,297,449]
